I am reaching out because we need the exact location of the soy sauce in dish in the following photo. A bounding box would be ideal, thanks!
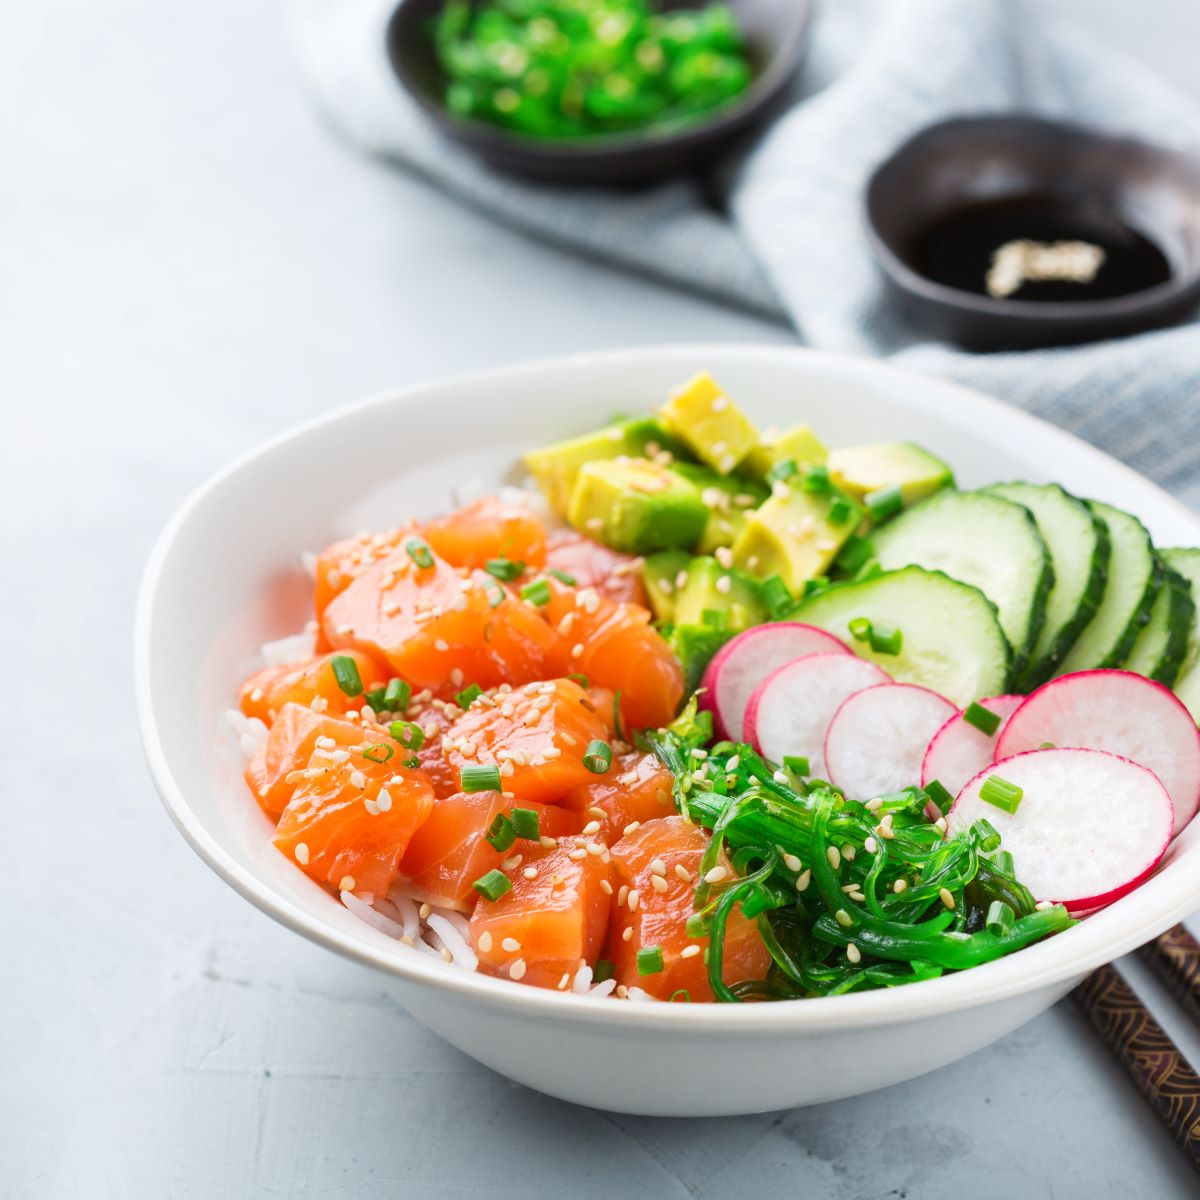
[911,196,1172,303]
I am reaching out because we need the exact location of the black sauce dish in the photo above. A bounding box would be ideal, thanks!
[386,0,812,184]
[864,115,1200,351]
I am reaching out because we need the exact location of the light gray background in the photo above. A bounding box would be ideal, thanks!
[5,1,1200,1196]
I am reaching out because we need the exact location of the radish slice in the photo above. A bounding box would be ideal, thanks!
[921,695,1023,798]
[950,748,1173,912]
[996,669,1200,836]
[825,684,956,800]
[746,653,891,778]
[700,622,852,741]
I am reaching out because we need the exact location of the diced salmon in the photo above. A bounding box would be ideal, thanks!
[239,649,387,726]
[439,677,614,804]
[322,546,566,694]
[274,743,434,897]
[244,703,371,818]
[562,751,675,844]
[313,527,415,626]
[468,841,612,989]
[399,792,582,910]
[424,496,547,572]
[543,584,682,732]
[608,816,770,1002]
[545,530,647,606]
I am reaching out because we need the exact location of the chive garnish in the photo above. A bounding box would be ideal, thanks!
[988,849,1015,876]
[485,557,525,582]
[836,535,875,574]
[330,655,363,697]
[583,739,613,774]
[854,560,883,583]
[684,912,711,939]
[980,774,1023,814]
[389,720,425,751]
[970,818,1001,853]
[701,608,728,631]
[668,989,692,1003]
[384,678,411,713]
[760,574,792,620]
[827,496,854,525]
[519,578,551,606]
[802,464,831,494]
[985,900,1015,937]
[456,683,484,709]
[405,537,435,569]
[864,484,904,522]
[362,743,394,764]
[869,622,902,655]
[510,808,540,841]
[485,813,516,852]
[963,702,1002,736]
[802,576,829,599]
[636,946,664,976]
[546,568,577,586]
[923,779,954,816]
[461,764,503,793]
[593,959,615,983]
[472,869,512,902]
[766,458,799,485]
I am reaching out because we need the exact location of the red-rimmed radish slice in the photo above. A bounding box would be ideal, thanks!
[996,669,1200,836]
[825,683,956,800]
[700,622,851,741]
[950,748,1173,912]
[745,653,891,779]
[921,694,1023,798]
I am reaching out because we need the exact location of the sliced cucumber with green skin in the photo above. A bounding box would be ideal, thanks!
[985,482,1110,690]
[869,490,1052,679]
[787,565,1011,706]
[1162,548,1200,722]
[1125,562,1195,686]
[1057,501,1161,675]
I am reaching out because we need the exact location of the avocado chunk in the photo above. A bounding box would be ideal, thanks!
[670,462,768,553]
[641,550,692,624]
[744,424,828,483]
[731,481,864,590]
[659,373,758,475]
[829,442,954,506]
[673,556,765,632]
[524,417,688,516]
[566,458,707,554]
[669,623,732,696]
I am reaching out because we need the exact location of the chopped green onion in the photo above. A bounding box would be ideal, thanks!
[330,655,363,697]
[593,959,615,983]
[836,536,875,574]
[383,678,411,713]
[668,989,692,1003]
[636,946,664,976]
[701,608,728,630]
[485,557,525,582]
[802,464,831,494]
[868,622,903,655]
[567,673,590,689]
[472,869,512,902]
[583,739,613,774]
[486,812,516,852]
[402,755,420,769]
[854,559,883,583]
[827,496,854,525]
[988,849,1015,876]
[760,574,792,620]
[801,576,829,599]
[963,701,1002,736]
[783,755,809,777]
[510,808,540,841]
[848,616,872,643]
[864,484,904,522]
[1039,741,1056,750]
[389,720,425,751]
[519,578,551,606]
[455,683,484,709]
[685,912,711,939]
[766,459,798,485]
[362,743,394,764]
[405,537,435,569]
[923,779,954,816]
[547,568,576,586]
[980,774,1023,814]
[363,686,387,711]
[970,818,1002,853]
[985,900,1015,937]
[613,690,626,743]
[461,764,503,793]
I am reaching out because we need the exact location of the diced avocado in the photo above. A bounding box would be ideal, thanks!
[567,458,707,554]
[828,442,954,505]
[659,372,758,475]
[731,482,864,590]
[523,417,688,516]
[670,462,768,553]
[744,424,828,483]
[669,623,732,696]
[673,556,765,632]
[642,550,692,624]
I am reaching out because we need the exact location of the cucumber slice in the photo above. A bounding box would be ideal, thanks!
[788,565,1011,706]
[1162,548,1200,722]
[1125,562,1195,686]
[1057,501,1161,675]
[986,482,1110,689]
[869,490,1052,678]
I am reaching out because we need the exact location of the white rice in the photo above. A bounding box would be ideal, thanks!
[426,914,479,971]
[387,889,421,940]
[260,630,315,667]
[341,889,406,938]
[589,978,618,999]
[572,964,593,994]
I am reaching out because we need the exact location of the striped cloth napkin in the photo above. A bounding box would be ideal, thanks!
[293,0,1200,506]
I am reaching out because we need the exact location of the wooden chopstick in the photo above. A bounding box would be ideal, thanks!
[1139,924,1200,1027]
[1071,958,1200,1172]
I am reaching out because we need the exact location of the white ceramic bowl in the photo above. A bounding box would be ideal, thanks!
[136,345,1200,1116]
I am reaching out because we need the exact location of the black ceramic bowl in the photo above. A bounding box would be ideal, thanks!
[386,0,812,184]
[864,115,1200,351]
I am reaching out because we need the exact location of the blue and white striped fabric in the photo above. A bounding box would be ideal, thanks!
[293,0,1200,506]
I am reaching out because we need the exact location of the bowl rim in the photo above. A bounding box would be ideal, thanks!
[135,342,1200,1035]
[863,113,1200,323]
[384,0,814,160]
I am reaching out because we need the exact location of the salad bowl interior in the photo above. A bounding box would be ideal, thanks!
[136,345,1200,1115]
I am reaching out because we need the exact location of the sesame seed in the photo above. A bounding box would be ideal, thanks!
[599,878,613,895]
[795,869,811,893]
[835,909,853,928]
[582,820,601,835]
[893,878,908,894]
[711,395,729,412]
[434,639,449,652]
[783,852,802,873]
[363,798,380,815]
[846,943,862,964]
[375,787,392,812]
[841,883,860,894]
[934,817,948,835]
[773,770,788,784]
[939,887,956,910]
[864,837,878,854]
[623,821,641,836]
[704,866,728,885]
[649,858,667,876]
[726,754,740,772]
[249,687,264,703]
[570,644,584,659]
[627,889,640,912]
[350,770,367,790]
[827,846,841,870]
[441,948,453,963]
[622,927,633,942]
[418,902,432,918]
[865,797,883,812]
[449,667,464,688]
[501,937,521,953]
[675,569,689,590]
[842,844,856,862]
[509,959,527,980]
[294,843,309,866]
[502,854,523,871]
[539,836,557,849]
[680,944,701,959]
[523,866,538,880]
[310,697,328,713]
[650,875,669,893]
[715,575,732,595]
[568,848,587,861]
[674,864,692,883]
[1035,900,1054,911]
[586,843,604,857]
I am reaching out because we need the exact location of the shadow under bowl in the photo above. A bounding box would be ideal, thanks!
[864,115,1200,351]
[385,0,812,185]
